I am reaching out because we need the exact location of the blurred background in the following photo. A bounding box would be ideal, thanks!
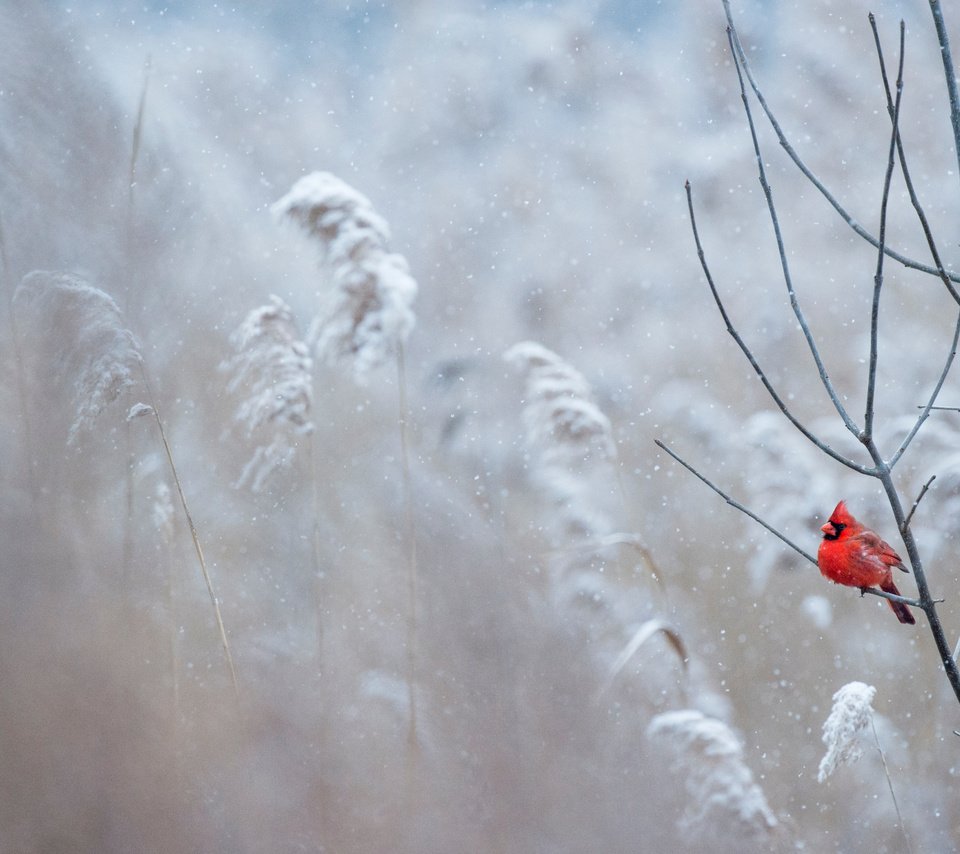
[1,0,959,851]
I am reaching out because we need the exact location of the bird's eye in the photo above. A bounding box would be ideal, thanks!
[833,522,846,533]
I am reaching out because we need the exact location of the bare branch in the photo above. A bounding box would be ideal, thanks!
[864,439,960,701]
[726,28,862,441]
[654,439,817,565]
[863,20,905,441]
[869,18,960,302]
[903,475,936,531]
[859,587,923,609]
[865,17,960,467]
[721,0,960,287]
[929,1,960,187]
[655,440,926,612]
[685,181,873,475]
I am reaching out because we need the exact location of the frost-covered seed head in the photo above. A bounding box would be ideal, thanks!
[13,270,142,444]
[504,340,616,540]
[647,709,778,842]
[222,295,314,492]
[504,340,614,461]
[273,171,417,380]
[817,681,877,783]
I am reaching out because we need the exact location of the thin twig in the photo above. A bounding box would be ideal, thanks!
[1,216,40,507]
[726,27,862,441]
[870,16,960,305]
[397,343,419,752]
[858,20,960,702]
[142,368,239,697]
[871,717,914,854]
[128,56,150,204]
[929,1,960,187]
[685,181,872,475]
[863,21,904,442]
[721,0,960,288]
[655,439,817,565]
[866,441,960,700]
[122,56,151,584]
[903,475,935,531]
[859,587,923,609]
[656,440,925,609]
[867,18,960,468]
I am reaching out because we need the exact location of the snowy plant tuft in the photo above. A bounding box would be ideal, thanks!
[504,341,615,461]
[272,171,417,380]
[13,270,142,444]
[222,295,315,492]
[817,681,877,783]
[647,709,778,843]
[505,340,616,539]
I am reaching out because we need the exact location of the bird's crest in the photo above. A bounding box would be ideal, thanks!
[828,500,855,527]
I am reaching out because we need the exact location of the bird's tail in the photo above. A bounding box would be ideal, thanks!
[880,577,916,625]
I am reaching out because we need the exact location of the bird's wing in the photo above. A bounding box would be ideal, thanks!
[856,529,908,573]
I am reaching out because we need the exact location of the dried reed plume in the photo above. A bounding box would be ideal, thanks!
[817,681,911,851]
[222,295,314,492]
[503,340,615,460]
[817,681,877,782]
[12,271,238,695]
[13,270,142,443]
[271,171,417,380]
[273,170,421,748]
[504,340,616,538]
[647,709,778,843]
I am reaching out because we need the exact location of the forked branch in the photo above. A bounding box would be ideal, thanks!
[721,0,960,289]
[684,181,871,475]
[666,9,960,706]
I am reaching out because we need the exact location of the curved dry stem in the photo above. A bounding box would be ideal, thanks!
[398,343,419,753]
[142,368,239,698]
[598,618,688,703]
[871,717,914,854]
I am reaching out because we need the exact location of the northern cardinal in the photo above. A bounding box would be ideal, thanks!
[817,500,915,625]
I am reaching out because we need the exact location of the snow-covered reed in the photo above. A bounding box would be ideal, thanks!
[13,270,141,443]
[647,709,778,844]
[817,681,877,782]
[272,171,417,380]
[222,295,314,492]
[505,340,615,539]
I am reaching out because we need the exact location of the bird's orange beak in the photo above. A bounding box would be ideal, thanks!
[821,521,835,536]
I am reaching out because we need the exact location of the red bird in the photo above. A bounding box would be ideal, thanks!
[817,501,915,625]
